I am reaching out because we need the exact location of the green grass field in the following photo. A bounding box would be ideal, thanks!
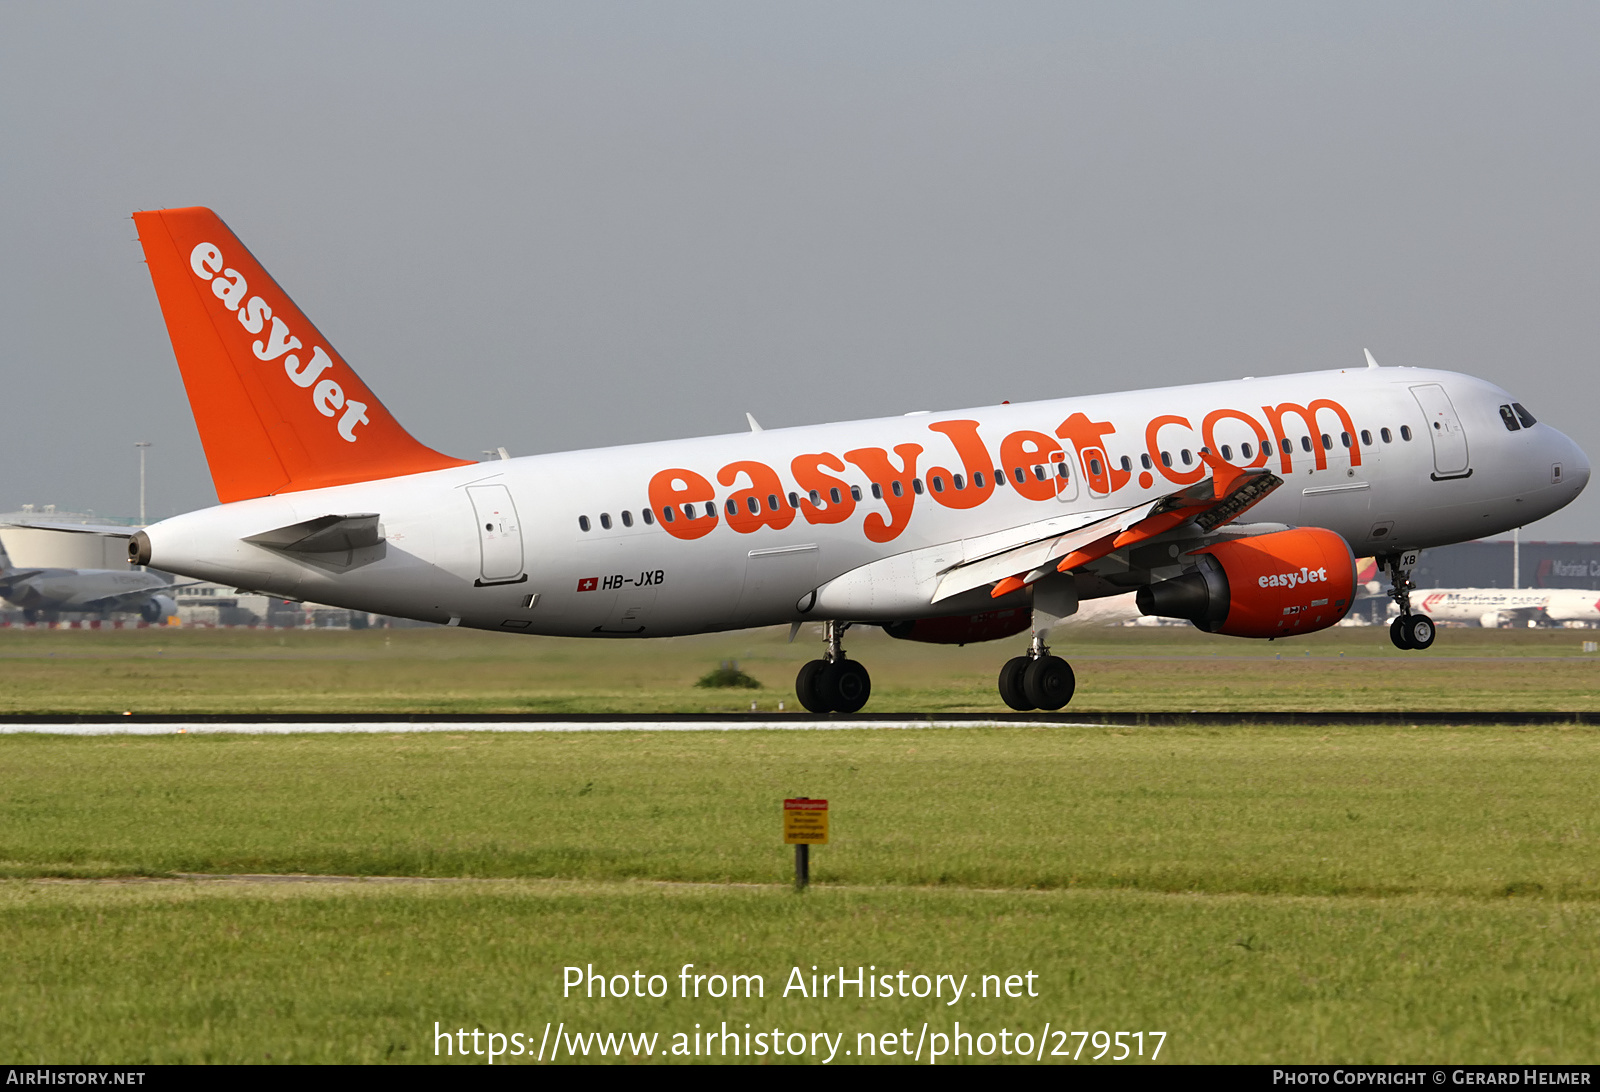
[1,722,1597,1063]
[1,621,1598,713]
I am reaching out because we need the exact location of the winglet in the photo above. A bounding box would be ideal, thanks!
[133,208,472,503]
[746,413,764,433]
[1196,446,1247,494]
[1364,348,1380,369]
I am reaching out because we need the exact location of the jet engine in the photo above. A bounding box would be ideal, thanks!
[883,607,1031,645]
[140,594,177,625]
[1135,527,1356,638]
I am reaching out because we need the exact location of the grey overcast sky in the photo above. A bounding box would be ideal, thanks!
[3,2,1597,538]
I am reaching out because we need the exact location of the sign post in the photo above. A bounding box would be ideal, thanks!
[783,798,828,891]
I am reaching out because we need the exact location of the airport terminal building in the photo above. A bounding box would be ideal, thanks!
[1414,540,1600,590]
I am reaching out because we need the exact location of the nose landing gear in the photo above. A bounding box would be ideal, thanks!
[1380,550,1435,651]
[795,620,872,714]
[997,630,1076,711]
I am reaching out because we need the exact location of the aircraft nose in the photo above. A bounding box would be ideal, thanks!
[1559,429,1590,494]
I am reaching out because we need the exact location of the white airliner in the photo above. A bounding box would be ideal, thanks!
[1403,588,1600,629]
[123,208,1589,712]
[0,539,179,623]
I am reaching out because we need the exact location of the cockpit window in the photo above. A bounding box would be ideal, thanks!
[1499,405,1521,432]
[1513,403,1537,428]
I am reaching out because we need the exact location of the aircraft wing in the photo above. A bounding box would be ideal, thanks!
[932,450,1282,604]
[78,580,207,612]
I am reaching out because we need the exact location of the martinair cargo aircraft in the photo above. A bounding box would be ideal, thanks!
[1405,588,1600,629]
[124,208,1590,712]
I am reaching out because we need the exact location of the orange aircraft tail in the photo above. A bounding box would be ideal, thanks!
[134,207,472,503]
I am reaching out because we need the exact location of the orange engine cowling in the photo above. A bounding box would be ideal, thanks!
[883,607,1032,645]
[1135,527,1357,638]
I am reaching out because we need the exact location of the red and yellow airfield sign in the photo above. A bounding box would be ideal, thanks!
[783,798,829,845]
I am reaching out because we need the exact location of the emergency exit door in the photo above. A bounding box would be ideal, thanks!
[467,484,526,585]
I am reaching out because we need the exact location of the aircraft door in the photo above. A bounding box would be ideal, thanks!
[1409,384,1471,479]
[467,484,526,585]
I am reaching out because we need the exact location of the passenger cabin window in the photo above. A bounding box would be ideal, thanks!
[930,475,945,493]
[1321,434,1333,450]
[1380,428,1392,443]
[642,508,654,526]
[1012,467,1026,484]
[891,481,904,497]
[809,489,821,506]
[599,513,612,530]
[1360,430,1373,445]
[768,494,780,511]
[1120,456,1132,472]
[829,487,842,505]
[953,473,966,490]
[621,511,633,528]
[871,483,883,499]
[661,507,675,523]
[1220,445,1232,461]
[578,515,591,532]
[1300,437,1313,453]
[1281,438,1293,454]
[973,472,986,488]
[912,478,925,495]
[1140,454,1153,470]
[789,491,800,508]
[850,485,863,501]
[1160,451,1172,467]
[1240,442,1253,460]
[1513,403,1537,427]
[1180,449,1193,465]
[1400,425,1413,441]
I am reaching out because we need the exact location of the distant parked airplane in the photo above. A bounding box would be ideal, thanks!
[1402,588,1600,629]
[0,538,182,623]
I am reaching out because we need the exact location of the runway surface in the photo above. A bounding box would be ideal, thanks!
[0,711,1596,734]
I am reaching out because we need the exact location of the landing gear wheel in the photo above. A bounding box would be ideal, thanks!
[1404,614,1436,650]
[998,656,1034,711]
[795,659,830,713]
[820,659,872,714]
[1389,617,1413,650]
[1023,655,1076,711]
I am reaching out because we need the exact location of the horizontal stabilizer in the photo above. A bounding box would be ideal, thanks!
[245,513,382,553]
[4,520,138,538]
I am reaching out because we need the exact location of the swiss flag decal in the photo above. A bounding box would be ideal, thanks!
[576,577,599,592]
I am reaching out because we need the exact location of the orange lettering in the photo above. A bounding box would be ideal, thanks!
[648,468,719,540]
[1201,408,1270,468]
[1054,413,1130,496]
[845,444,923,543]
[716,460,797,534]
[1261,399,1362,473]
[925,421,995,510]
[790,453,858,525]
[998,430,1065,501]
[1144,415,1205,485]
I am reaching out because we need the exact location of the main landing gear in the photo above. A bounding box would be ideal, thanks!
[796,620,872,714]
[997,631,1076,712]
[1380,551,1436,651]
